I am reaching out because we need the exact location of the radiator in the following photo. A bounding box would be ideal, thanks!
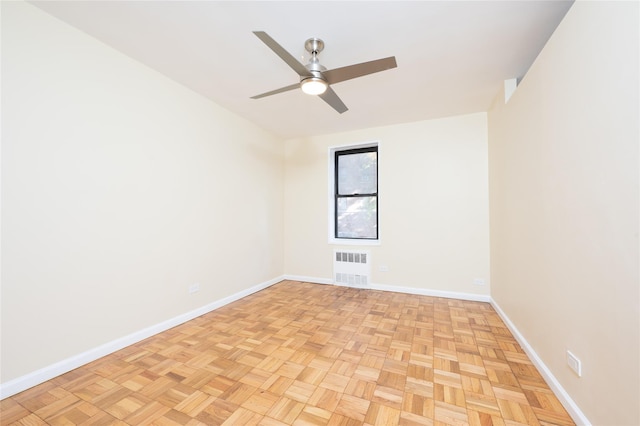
[333,249,371,287]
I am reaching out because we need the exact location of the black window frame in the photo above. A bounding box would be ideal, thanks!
[334,146,379,240]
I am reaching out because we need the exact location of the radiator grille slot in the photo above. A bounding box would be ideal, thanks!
[334,249,371,287]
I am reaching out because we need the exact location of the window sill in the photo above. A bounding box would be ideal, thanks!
[329,238,381,246]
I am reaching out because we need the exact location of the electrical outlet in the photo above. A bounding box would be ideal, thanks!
[379,265,389,272]
[188,283,200,294]
[567,350,582,377]
[473,278,485,286]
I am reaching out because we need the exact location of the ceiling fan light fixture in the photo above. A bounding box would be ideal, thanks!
[251,31,396,113]
[301,77,328,95]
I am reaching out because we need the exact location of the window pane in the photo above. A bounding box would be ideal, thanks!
[337,196,377,239]
[338,152,377,195]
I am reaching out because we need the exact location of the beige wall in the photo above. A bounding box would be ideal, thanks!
[488,2,639,424]
[284,113,490,297]
[1,2,284,383]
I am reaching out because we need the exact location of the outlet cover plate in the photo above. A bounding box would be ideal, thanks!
[567,350,582,377]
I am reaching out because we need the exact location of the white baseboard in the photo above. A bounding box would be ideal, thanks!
[283,274,334,285]
[283,275,490,302]
[370,282,491,302]
[490,299,591,426]
[0,275,285,399]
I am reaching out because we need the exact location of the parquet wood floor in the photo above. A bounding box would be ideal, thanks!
[1,281,574,426]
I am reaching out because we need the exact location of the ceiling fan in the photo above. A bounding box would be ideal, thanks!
[251,31,397,114]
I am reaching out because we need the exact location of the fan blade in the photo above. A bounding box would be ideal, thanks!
[323,56,397,85]
[251,83,300,99]
[253,31,312,78]
[319,86,348,114]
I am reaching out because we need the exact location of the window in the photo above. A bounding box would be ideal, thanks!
[334,146,378,240]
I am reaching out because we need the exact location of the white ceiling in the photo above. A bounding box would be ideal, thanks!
[30,1,573,139]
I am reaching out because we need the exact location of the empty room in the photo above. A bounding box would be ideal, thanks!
[1,1,638,425]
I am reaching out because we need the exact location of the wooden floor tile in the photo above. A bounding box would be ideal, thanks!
[1,281,574,425]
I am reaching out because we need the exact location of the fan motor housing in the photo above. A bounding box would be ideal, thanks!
[305,59,326,74]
